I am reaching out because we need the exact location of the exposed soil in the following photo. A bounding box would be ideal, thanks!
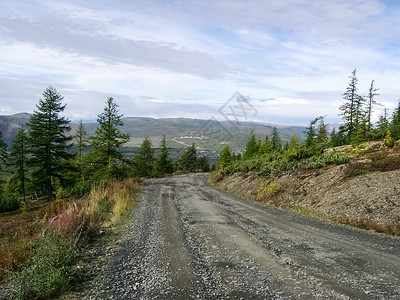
[65,173,400,299]
[216,160,400,235]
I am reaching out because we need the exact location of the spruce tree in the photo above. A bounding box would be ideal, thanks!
[9,129,28,201]
[91,97,130,172]
[27,86,72,200]
[152,135,173,177]
[134,138,154,177]
[271,127,282,152]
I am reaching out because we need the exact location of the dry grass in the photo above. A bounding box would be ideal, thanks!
[331,215,400,236]
[0,178,141,285]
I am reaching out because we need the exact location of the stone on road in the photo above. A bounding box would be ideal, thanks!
[84,173,400,299]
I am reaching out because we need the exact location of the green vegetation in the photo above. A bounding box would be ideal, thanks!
[26,86,73,201]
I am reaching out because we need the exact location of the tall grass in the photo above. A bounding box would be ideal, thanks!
[1,178,140,299]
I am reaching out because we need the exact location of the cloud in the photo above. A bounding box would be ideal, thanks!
[0,0,399,125]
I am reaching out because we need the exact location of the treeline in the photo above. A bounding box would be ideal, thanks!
[218,69,399,176]
[333,69,400,146]
[0,86,209,212]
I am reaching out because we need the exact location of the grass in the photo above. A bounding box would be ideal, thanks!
[0,178,141,299]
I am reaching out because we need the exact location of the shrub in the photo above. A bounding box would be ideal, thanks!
[17,232,75,299]
[0,195,20,213]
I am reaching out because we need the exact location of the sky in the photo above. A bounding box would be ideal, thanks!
[1,0,400,126]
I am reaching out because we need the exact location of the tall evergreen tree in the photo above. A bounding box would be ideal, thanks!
[271,127,282,152]
[177,143,198,172]
[365,80,380,137]
[390,101,400,140]
[27,86,72,200]
[219,144,232,168]
[315,117,328,145]
[243,130,258,159]
[286,134,300,159]
[133,138,154,177]
[0,127,6,173]
[339,69,359,143]
[9,129,29,201]
[152,135,173,177]
[75,119,89,158]
[91,97,130,171]
[374,107,389,139]
[305,118,318,148]
[258,135,272,154]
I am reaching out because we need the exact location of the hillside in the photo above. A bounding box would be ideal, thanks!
[211,141,400,236]
[0,114,306,151]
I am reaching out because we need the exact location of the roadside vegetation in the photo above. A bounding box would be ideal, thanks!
[0,86,209,298]
[213,70,400,236]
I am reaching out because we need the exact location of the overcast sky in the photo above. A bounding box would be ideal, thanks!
[1,0,400,125]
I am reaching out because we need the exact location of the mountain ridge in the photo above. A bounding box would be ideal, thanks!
[0,113,307,151]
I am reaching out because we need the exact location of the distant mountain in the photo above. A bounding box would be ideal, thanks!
[0,113,31,145]
[0,113,307,151]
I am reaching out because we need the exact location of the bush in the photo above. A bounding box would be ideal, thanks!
[17,232,75,299]
[0,195,20,213]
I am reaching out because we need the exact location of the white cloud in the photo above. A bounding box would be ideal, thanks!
[0,0,399,125]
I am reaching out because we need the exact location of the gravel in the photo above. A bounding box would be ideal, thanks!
[68,173,400,299]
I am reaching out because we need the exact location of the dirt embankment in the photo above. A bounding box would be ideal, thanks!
[213,146,400,235]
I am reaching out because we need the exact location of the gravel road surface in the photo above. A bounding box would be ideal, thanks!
[82,173,400,299]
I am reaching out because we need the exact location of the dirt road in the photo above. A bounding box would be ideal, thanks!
[84,173,400,299]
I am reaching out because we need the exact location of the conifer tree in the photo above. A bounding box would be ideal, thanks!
[258,135,271,154]
[27,86,72,200]
[0,127,6,173]
[365,80,380,137]
[133,138,154,177]
[152,135,173,177]
[315,117,328,145]
[244,130,258,159]
[339,69,359,143]
[91,97,130,172]
[286,134,300,159]
[219,144,232,168]
[177,143,198,172]
[271,127,282,152]
[390,101,400,140]
[375,107,389,139]
[9,129,28,201]
[75,119,89,158]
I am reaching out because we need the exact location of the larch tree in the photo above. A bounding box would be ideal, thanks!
[365,80,380,136]
[244,130,258,159]
[0,127,6,173]
[75,119,89,158]
[133,138,154,177]
[91,97,130,172]
[27,86,72,200]
[177,143,198,172]
[9,128,29,202]
[339,69,359,143]
[271,127,282,152]
[152,135,173,177]
[219,144,232,169]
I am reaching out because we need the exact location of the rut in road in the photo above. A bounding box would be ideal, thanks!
[87,173,400,299]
